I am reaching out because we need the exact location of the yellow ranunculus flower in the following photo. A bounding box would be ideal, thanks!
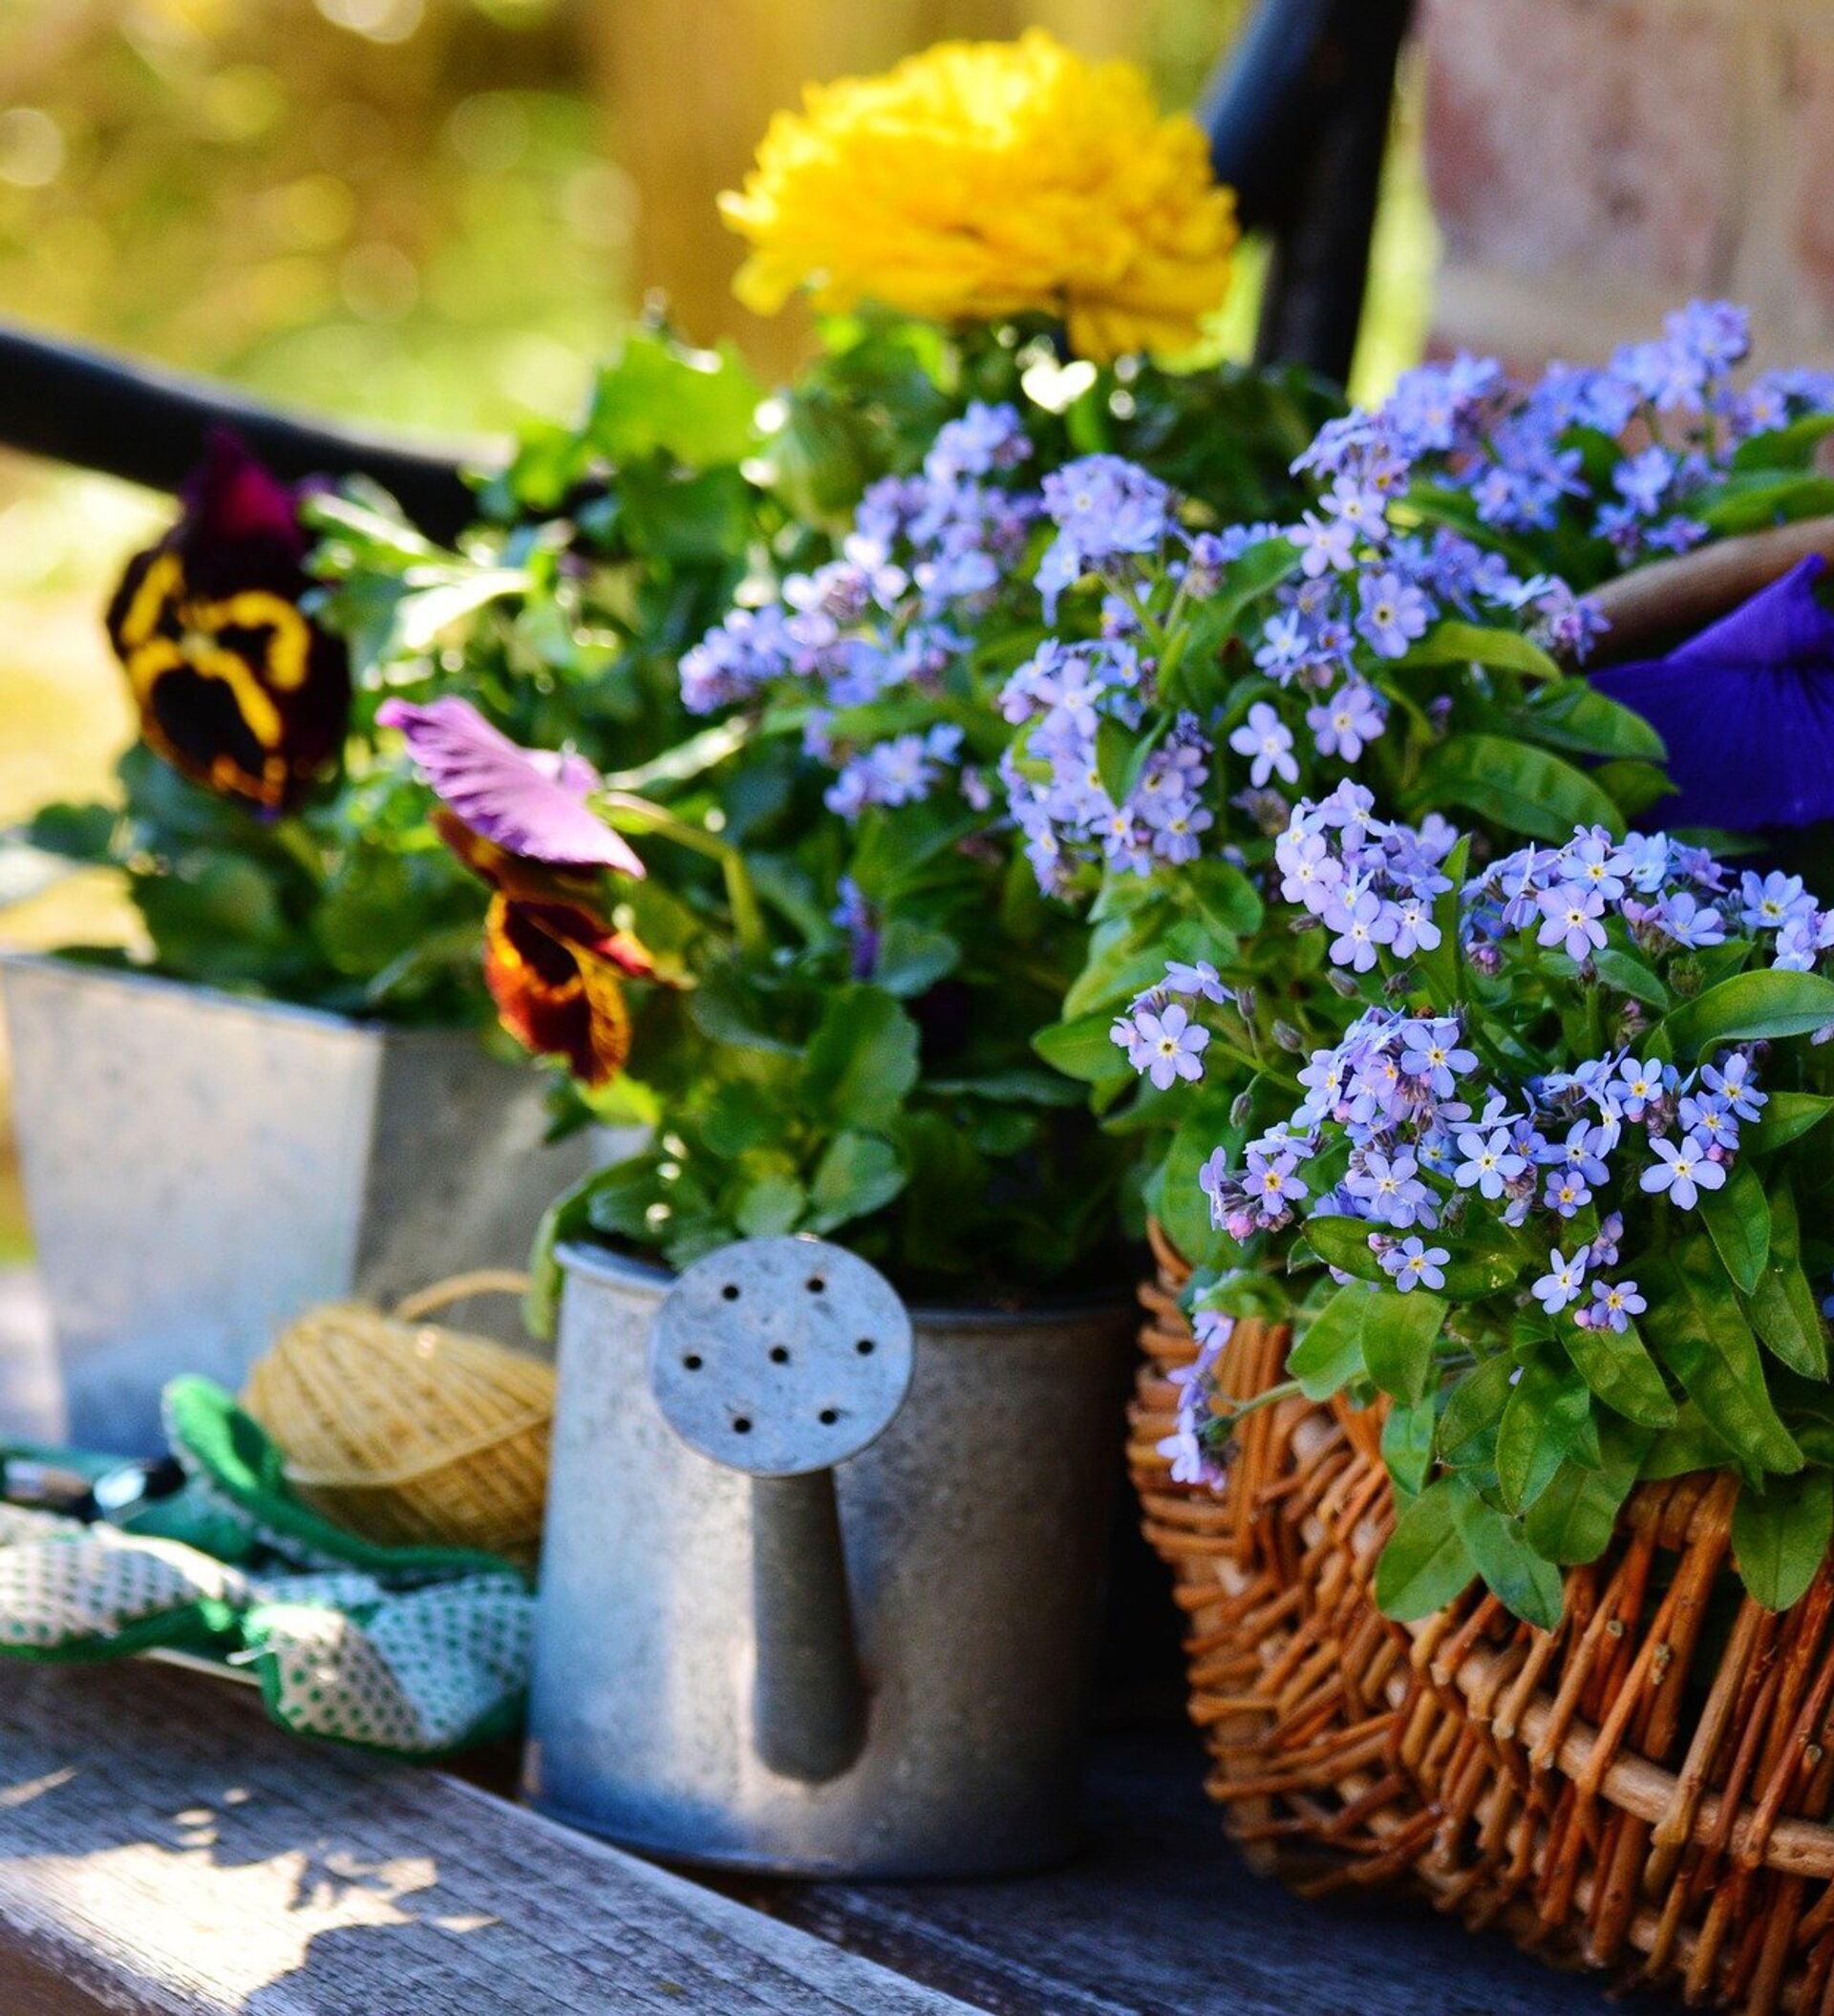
[719,30,1238,365]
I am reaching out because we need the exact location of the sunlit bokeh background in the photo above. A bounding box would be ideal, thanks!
[0,0,1439,1256]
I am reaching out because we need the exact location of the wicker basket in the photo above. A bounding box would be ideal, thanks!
[1133,1226,1834,2014]
[242,1271,553,1564]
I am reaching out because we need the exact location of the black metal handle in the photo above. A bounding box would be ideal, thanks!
[0,320,488,541]
[1204,0,1416,385]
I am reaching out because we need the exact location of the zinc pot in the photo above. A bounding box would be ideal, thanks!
[0,953,594,1453]
[523,1238,1133,1878]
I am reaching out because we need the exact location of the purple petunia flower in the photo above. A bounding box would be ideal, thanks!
[1591,557,1834,831]
[377,695,645,875]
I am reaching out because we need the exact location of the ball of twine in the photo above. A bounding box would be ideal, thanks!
[241,1271,553,1566]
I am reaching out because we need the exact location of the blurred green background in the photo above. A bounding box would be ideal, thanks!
[0,0,1437,1258]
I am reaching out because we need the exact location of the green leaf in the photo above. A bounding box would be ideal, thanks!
[735,1170,807,1238]
[801,987,920,1132]
[1560,1315,1675,1429]
[1417,833,1471,1010]
[1732,1469,1834,1612]
[586,328,763,467]
[1031,1012,1133,1086]
[1399,621,1563,683]
[1525,1422,1652,1566]
[1699,1160,1772,1295]
[1152,1087,1241,1267]
[1744,1184,1829,1380]
[1642,1243,1803,1475]
[1408,733,1626,843]
[1359,1289,1446,1407]
[1641,1404,1738,1480]
[1665,970,1834,1057]
[1514,683,1667,762]
[807,1132,907,1234]
[872,920,961,998]
[1286,1284,1372,1401]
[1383,1398,1438,1498]
[1748,1093,1834,1155]
[1095,716,1140,809]
[1180,858,1264,940]
[20,800,117,862]
[1453,1492,1566,1630]
[1590,947,1671,1012]
[1303,1217,1523,1302]
[1495,1354,1592,1514]
[1439,1353,1518,1459]
[1375,1477,1478,1621]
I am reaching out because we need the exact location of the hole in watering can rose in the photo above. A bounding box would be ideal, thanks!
[856,1339,875,1355]
[819,1409,839,1426]
[733,1416,753,1434]
[769,1346,791,1365]
[683,1353,703,1371]
[806,1276,825,1294]
[721,1284,740,1302]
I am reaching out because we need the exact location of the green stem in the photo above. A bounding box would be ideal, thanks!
[1219,1378,1302,1423]
[599,794,769,964]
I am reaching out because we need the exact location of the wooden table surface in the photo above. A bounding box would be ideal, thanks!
[0,1273,1666,2014]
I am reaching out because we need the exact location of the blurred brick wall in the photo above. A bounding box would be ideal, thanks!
[1420,0,1834,371]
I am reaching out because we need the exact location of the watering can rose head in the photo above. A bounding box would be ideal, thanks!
[378,695,655,1086]
[105,429,351,812]
[719,30,1238,363]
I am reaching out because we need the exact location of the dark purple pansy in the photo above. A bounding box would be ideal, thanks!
[1591,555,1834,830]
[376,695,645,877]
[105,429,350,811]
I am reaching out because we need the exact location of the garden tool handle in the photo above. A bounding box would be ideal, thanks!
[749,1472,869,1784]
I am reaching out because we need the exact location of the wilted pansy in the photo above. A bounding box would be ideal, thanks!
[105,431,350,811]
[379,696,654,1086]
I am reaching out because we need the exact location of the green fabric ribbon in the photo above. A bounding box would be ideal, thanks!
[0,1377,532,1757]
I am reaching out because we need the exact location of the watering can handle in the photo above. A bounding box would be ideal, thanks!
[749,1473,869,1783]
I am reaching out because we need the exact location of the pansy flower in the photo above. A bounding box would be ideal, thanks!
[378,696,655,1087]
[105,430,350,811]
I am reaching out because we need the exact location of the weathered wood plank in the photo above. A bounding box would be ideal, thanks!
[0,1661,975,2016]
[767,1729,1685,2016]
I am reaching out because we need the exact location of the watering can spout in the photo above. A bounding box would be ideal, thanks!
[647,1237,915,1788]
[749,1472,869,1782]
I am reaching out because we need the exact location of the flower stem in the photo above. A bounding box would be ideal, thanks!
[599,794,770,963]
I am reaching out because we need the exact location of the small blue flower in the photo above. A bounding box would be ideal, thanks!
[1639,1131,1726,1210]
[1532,1243,1592,1315]
[1380,1237,1448,1294]
[1228,701,1299,787]
[1580,1278,1646,1332]
[1454,1129,1526,1200]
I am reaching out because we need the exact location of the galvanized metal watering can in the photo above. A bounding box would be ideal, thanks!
[523,1236,1131,1878]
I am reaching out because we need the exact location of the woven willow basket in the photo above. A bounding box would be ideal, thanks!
[242,1271,553,1564]
[1133,1224,1834,2015]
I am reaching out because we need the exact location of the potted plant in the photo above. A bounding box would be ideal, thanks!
[0,434,613,1451]
[1117,778,1834,2005]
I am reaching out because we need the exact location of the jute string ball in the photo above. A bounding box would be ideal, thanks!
[241,1271,553,1565]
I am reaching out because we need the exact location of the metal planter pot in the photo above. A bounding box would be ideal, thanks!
[523,1238,1134,1879]
[0,953,594,1453]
